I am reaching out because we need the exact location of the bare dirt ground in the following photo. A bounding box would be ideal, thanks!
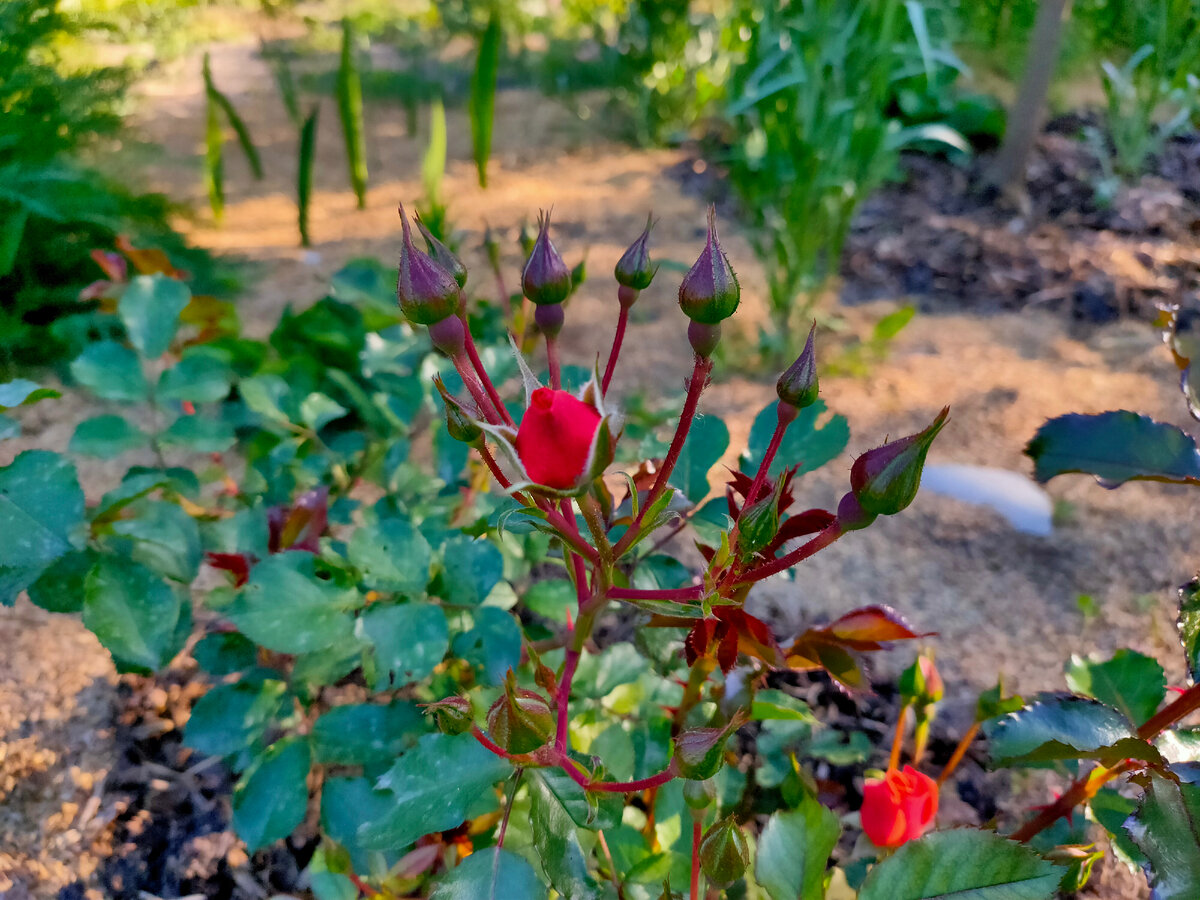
[3,35,1195,898]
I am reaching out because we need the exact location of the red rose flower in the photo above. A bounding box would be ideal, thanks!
[860,765,939,848]
[515,387,601,489]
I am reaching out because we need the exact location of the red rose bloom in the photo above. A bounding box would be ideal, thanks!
[860,765,939,848]
[515,387,602,489]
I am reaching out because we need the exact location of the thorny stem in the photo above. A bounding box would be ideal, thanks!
[602,306,630,395]
[734,524,845,585]
[608,585,704,602]
[556,648,580,752]
[477,443,513,490]
[596,829,627,900]
[937,722,979,786]
[461,313,513,425]
[888,704,909,771]
[453,354,500,426]
[739,410,789,522]
[690,819,703,900]
[1010,681,1200,842]
[546,334,562,390]
[613,355,713,559]
[579,492,614,563]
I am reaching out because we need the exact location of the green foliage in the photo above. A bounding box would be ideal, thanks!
[419,98,449,238]
[1025,411,1200,486]
[336,19,369,209]
[755,792,841,900]
[298,105,320,247]
[1064,649,1166,725]
[1124,767,1200,899]
[469,15,502,188]
[986,694,1160,767]
[742,400,850,480]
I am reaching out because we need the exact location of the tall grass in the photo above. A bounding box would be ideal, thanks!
[469,14,502,188]
[336,18,369,209]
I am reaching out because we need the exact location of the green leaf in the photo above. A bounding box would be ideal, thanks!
[157,350,234,403]
[1124,767,1200,899]
[119,274,191,358]
[670,414,730,503]
[203,53,263,179]
[857,829,1060,900]
[227,552,357,654]
[331,258,400,313]
[358,733,511,850]
[348,514,432,595]
[743,399,849,479]
[298,104,319,246]
[301,392,348,431]
[431,847,547,900]
[192,631,259,676]
[358,602,448,689]
[27,549,96,613]
[0,205,28,277]
[203,54,225,221]
[69,415,148,458]
[311,701,424,766]
[1065,649,1166,726]
[523,579,575,623]
[452,606,522,685]
[109,500,203,582]
[755,791,840,900]
[1088,787,1146,870]
[0,450,84,568]
[529,771,600,899]
[440,537,504,606]
[536,768,622,832]
[69,340,148,402]
[336,18,368,208]
[986,694,1160,766]
[469,15,501,188]
[233,736,311,853]
[185,677,288,759]
[83,556,186,672]
[751,689,816,722]
[159,414,237,453]
[1179,578,1200,683]
[0,378,59,411]
[1026,411,1200,485]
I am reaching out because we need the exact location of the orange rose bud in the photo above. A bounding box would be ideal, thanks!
[860,765,939,848]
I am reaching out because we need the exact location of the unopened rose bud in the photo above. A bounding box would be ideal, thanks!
[396,204,461,325]
[688,321,721,359]
[444,399,481,444]
[428,314,466,357]
[900,654,944,707]
[777,323,819,410]
[534,302,565,338]
[850,407,949,516]
[675,713,745,780]
[515,387,602,490]
[615,215,656,293]
[679,206,740,325]
[423,696,475,735]
[683,777,718,810]
[836,491,877,532]
[487,672,554,755]
[700,817,749,887]
[521,210,572,306]
[415,215,467,288]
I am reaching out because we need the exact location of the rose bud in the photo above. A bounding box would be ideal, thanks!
[900,654,944,708]
[515,387,602,490]
[615,215,656,298]
[777,323,819,411]
[679,206,740,325]
[700,817,749,887]
[836,491,877,532]
[675,712,746,780]
[737,486,781,562]
[850,407,949,516]
[443,396,482,445]
[428,314,466,357]
[487,672,554,755]
[396,204,460,325]
[521,210,572,306]
[860,765,939,848]
[534,303,565,339]
[415,215,467,289]
[423,696,475,736]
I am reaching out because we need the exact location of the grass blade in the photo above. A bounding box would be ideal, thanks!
[202,52,263,180]
[336,18,369,209]
[264,42,301,127]
[203,55,225,223]
[469,14,501,188]
[0,206,28,278]
[298,105,319,247]
[419,96,447,237]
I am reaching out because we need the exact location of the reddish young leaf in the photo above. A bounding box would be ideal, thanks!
[824,605,933,649]
[205,551,255,587]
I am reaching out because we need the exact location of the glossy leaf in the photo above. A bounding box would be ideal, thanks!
[1179,578,1200,683]
[348,514,432,595]
[1065,649,1166,726]
[358,602,448,690]
[159,415,237,453]
[452,606,522,684]
[1125,767,1200,899]
[69,415,148,458]
[671,413,730,503]
[227,552,357,654]
[1026,411,1200,485]
[119,274,190,358]
[529,771,600,899]
[439,536,504,606]
[743,399,849,479]
[857,829,1060,900]
[233,736,311,852]
[185,676,288,759]
[469,15,501,188]
[311,701,424,766]
[358,733,511,850]
[755,791,840,900]
[83,555,186,672]
[27,549,96,613]
[986,694,1161,766]
[430,847,547,900]
[69,340,148,402]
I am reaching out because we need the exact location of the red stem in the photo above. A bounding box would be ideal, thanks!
[453,354,500,426]
[602,306,629,395]
[739,410,788,518]
[461,315,513,425]
[478,443,513,489]
[547,334,562,390]
[690,820,702,900]
[735,524,844,585]
[556,648,580,752]
[608,585,704,601]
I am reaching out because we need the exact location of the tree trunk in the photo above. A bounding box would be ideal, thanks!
[985,0,1074,199]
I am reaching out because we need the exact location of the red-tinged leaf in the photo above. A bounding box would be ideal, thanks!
[824,605,932,648]
[396,843,442,878]
[717,623,738,673]
[764,508,836,555]
[91,249,127,282]
[720,608,783,667]
[685,619,716,666]
[269,486,330,553]
[786,640,867,690]
[206,551,254,587]
[116,236,187,278]
[79,280,117,305]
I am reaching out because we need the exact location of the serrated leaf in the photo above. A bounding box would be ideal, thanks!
[110,499,203,582]
[159,414,237,453]
[227,552,357,654]
[83,555,185,672]
[119,274,191,358]
[1026,411,1200,485]
[311,701,424,766]
[27,549,96,613]
[755,791,840,900]
[523,579,575,623]
[743,399,849,479]
[431,847,547,900]
[536,768,622,832]
[451,606,522,685]
[751,688,815,722]
[358,602,448,689]
[529,771,600,899]
[1065,649,1166,726]
[986,694,1160,767]
[1124,767,1200,900]
[857,829,1060,900]
[185,677,288,759]
[233,737,311,852]
[69,415,148,458]
[670,414,730,503]
[70,340,148,402]
[0,451,84,569]
[357,733,511,850]
[348,514,432,595]
[157,350,234,403]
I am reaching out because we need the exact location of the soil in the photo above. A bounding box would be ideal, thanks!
[4,35,1199,899]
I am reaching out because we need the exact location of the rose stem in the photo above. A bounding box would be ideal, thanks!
[690,819,703,900]
[546,333,562,389]
[734,523,844,585]
[460,313,513,425]
[936,722,979,786]
[452,354,501,426]
[739,406,791,520]
[888,704,909,771]
[602,306,629,395]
